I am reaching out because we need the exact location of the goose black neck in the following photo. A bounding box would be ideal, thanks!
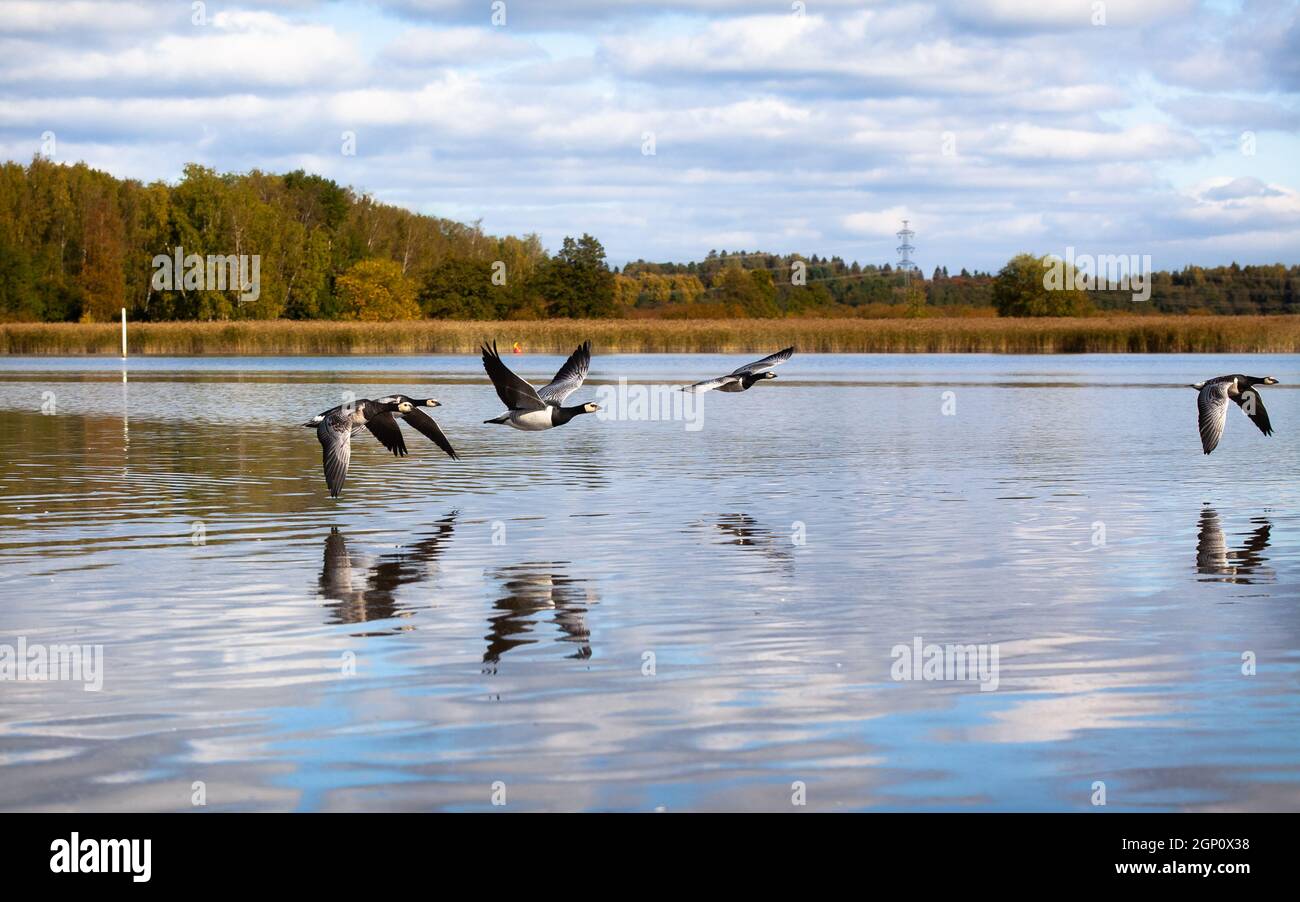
[552,404,592,426]
[361,399,402,419]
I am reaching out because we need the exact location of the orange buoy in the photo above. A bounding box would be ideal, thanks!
[511,341,523,354]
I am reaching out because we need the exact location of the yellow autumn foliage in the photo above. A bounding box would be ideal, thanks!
[336,258,420,321]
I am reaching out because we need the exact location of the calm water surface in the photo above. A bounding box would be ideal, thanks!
[0,353,1297,811]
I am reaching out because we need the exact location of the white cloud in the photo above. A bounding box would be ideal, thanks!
[1183,179,1300,232]
[1161,94,1300,131]
[384,26,543,66]
[0,1,163,33]
[949,0,1194,31]
[0,0,1296,269]
[843,207,914,236]
[2,11,363,91]
[994,123,1203,162]
[1201,177,1284,202]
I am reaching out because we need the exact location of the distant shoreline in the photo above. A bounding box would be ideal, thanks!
[2,316,1297,356]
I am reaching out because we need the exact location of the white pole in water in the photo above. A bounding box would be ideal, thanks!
[121,307,127,359]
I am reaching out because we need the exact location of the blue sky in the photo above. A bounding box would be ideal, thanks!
[1,0,1298,271]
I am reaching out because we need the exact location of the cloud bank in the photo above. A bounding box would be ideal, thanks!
[1,0,1297,269]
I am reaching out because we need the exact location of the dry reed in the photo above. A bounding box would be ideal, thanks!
[2,315,1298,355]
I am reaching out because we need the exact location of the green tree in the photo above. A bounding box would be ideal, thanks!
[902,282,927,318]
[419,259,499,319]
[712,265,780,316]
[535,234,616,318]
[0,233,38,320]
[283,170,350,232]
[992,253,1093,316]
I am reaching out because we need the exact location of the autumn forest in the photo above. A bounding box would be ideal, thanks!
[1,158,1297,324]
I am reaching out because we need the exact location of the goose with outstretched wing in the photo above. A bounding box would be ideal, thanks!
[1192,374,1278,454]
[481,340,601,431]
[305,395,458,462]
[304,398,410,498]
[303,395,458,498]
[684,346,794,393]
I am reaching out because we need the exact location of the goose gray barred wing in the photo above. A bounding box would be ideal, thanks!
[729,346,794,377]
[1234,388,1274,437]
[1198,382,1231,454]
[538,341,591,405]
[318,411,355,497]
[683,375,739,393]
[482,341,546,411]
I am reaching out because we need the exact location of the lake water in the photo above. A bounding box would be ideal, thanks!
[0,352,1296,812]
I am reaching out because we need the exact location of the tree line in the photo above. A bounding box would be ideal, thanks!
[0,158,611,322]
[0,159,1296,322]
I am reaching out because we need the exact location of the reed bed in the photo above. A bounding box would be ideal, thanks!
[2,316,1298,355]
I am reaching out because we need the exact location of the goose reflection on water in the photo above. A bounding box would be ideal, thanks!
[702,513,796,573]
[316,511,458,634]
[1196,507,1273,584]
[482,564,596,673]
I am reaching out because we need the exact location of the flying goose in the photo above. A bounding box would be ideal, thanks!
[306,397,408,497]
[481,340,600,431]
[1191,374,1278,454]
[305,395,459,462]
[303,396,458,497]
[684,346,794,393]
